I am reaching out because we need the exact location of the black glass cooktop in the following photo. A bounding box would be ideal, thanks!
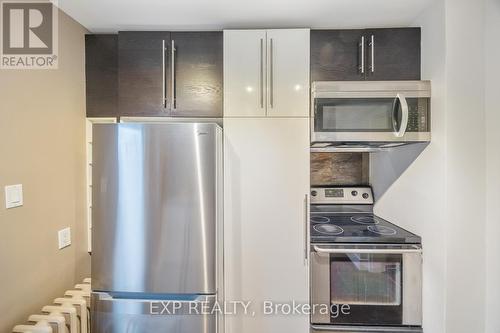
[310,212,421,244]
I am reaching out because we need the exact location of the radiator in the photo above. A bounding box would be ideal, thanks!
[12,278,91,333]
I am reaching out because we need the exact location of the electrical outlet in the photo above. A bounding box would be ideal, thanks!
[5,184,23,209]
[58,227,71,249]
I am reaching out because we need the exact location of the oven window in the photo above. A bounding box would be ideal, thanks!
[315,98,395,132]
[330,253,402,306]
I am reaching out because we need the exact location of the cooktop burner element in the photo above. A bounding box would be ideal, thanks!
[351,215,380,225]
[367,225,397,235]
[310,216,331,224]
[313,224,344,236]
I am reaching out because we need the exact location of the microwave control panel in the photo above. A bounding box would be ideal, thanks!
[406,98,430,132]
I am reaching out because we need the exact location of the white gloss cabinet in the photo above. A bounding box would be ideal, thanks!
[266,29,310,117]
[224,118,310,333]
[224,29,310,117]
[224,30,267,117]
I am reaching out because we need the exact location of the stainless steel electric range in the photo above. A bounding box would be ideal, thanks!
[310,187,423,333]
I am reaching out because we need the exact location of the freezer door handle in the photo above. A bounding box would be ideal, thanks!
[91,292,217,333]
[92,292,216,315]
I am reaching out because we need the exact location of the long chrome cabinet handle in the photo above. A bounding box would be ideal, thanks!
[394,93,409,137]
[162,40,167,109]
[359,36,365,74]
[260,38,264,109]
[171,39,176,110]
[369,34,375,73]
[313,245,422,254]
[304,194,308,262]
[270,38,274,108]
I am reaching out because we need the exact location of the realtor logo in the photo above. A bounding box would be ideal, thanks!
[1,0,58,69]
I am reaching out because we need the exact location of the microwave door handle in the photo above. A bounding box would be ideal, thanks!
[394,93,409,138]
[313,245,422,254]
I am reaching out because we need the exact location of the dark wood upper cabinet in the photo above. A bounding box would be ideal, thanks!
[311,29,366,81]
[118,31,223,118]
[364,28,421,81]
[85,34,118,117]
[170,32,223,117]
[311,28,421,82]
[118,31,171,117]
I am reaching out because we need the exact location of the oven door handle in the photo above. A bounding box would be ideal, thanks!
[311,325,423,332]
[313,245,422,255]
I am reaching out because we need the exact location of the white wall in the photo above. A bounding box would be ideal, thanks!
[485,0,500,332]
[376,0,493,332]
[374,1,447,332]
[444,0,487,332]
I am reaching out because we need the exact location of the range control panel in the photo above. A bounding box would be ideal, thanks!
[310,187,374,205]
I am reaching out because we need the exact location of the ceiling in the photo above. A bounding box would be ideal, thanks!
[58,0,434,33]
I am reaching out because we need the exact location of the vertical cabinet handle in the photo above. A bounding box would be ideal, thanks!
[269,38,274,108]
[369,35,375,73]
[260,38,264,109]
[359,36,365,74]
[171,39,176,110]
[303,194,309,263]
[162,40,168,109]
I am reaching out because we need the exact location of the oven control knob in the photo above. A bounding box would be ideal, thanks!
[351,190,358,196]
[311,190,317,197]
[362,193,370,199]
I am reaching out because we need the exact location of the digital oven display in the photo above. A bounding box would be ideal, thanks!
[325,189,344,198]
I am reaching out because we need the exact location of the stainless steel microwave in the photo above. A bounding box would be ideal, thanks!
[311,81,431,148]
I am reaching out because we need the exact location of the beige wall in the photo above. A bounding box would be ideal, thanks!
[0,10,90,332]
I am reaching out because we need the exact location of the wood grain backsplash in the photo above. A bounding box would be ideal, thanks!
[311,153,369,186]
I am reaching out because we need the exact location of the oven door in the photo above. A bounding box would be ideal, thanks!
[311,244,422,328]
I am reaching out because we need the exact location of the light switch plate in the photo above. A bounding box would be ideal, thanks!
[5,184,23,209]
[58,227,71,249]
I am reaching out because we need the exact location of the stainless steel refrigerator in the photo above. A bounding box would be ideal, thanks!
[90,123,223,333]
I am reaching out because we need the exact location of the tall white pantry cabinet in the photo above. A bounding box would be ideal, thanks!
[223,29,310,333]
